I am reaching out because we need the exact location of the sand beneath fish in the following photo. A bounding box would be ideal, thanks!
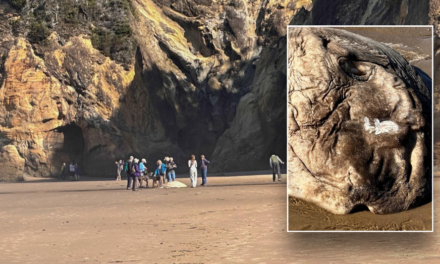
[339,27,433,76]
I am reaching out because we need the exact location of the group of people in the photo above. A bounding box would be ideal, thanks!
[59,162,81,181]
[60,153,282,186]
[57,153,283,186]
[116,154,211,191]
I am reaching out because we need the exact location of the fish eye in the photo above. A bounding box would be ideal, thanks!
[338,59,374,81]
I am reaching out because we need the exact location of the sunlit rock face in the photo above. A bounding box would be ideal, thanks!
[0,0,304,180]
[288,28,432,214]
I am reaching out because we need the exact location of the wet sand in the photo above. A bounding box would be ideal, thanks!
[289,195,432,231]
[289,177,435,232]
[340,27,432,77]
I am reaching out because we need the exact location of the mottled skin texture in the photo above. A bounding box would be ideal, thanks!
[288,28,432,214]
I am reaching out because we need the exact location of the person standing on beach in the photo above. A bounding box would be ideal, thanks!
[132,158,141,191]
[59,163,66,180]
[270,154,284,182]
[140,158,148,188]
[69,162,75,180]
[168,157,177,182]
[119,160,124,179]
[125,156,134,190]
[188,155,198,188]
[115,160,122,181]
[164,157,170,183]
[74,164,80,181]
[153,160,166,187]
[200,155,210,186]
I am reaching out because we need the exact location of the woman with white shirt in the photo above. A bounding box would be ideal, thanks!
[188,155,198,187]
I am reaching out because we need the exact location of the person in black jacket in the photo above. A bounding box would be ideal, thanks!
[125,156,134,190]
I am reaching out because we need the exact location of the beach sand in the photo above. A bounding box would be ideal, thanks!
[338,27,433,77]
[288,175,435,232]
[0,174,439,262]
[0,173,290,263]
[289,190,432,231]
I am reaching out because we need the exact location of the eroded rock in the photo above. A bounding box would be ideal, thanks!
[0,0,300,180]
[0,145,25,182]
[288,28,432,214]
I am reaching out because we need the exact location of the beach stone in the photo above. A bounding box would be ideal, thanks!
[288,27,432,214]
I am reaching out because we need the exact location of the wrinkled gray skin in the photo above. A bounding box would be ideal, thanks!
[288,28,432,214]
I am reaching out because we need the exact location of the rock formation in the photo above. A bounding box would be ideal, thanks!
[0,0,302,181]
[288,28,432,214]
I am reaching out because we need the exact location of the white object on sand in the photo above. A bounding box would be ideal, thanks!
[165,181,187,188]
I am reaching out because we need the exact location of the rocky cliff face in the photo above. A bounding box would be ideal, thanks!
[0,0,306,181]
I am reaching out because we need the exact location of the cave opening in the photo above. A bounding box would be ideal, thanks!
[56,123,85,172]
[350,204,370,214]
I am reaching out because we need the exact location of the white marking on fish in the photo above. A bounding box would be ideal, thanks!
[364,117,399,135]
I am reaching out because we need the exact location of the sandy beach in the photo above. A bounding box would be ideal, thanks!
[1,173,440,262]
[340,27,433,77]
[0,173,290,263]
[289,191,432,231]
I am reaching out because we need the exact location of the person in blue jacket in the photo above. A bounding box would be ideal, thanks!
[139,158,148,188]
[154,160,166,187]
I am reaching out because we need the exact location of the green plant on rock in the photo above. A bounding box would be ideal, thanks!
[28,21,51,43]
[7,0,26,11]
[114,22,132,36]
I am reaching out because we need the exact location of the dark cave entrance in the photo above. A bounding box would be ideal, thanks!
[350,204,370,214]
[56,123,85,171]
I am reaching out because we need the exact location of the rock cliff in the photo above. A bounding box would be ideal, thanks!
[0,0,304,180]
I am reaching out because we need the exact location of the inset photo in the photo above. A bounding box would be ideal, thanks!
[287,26,433,232]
